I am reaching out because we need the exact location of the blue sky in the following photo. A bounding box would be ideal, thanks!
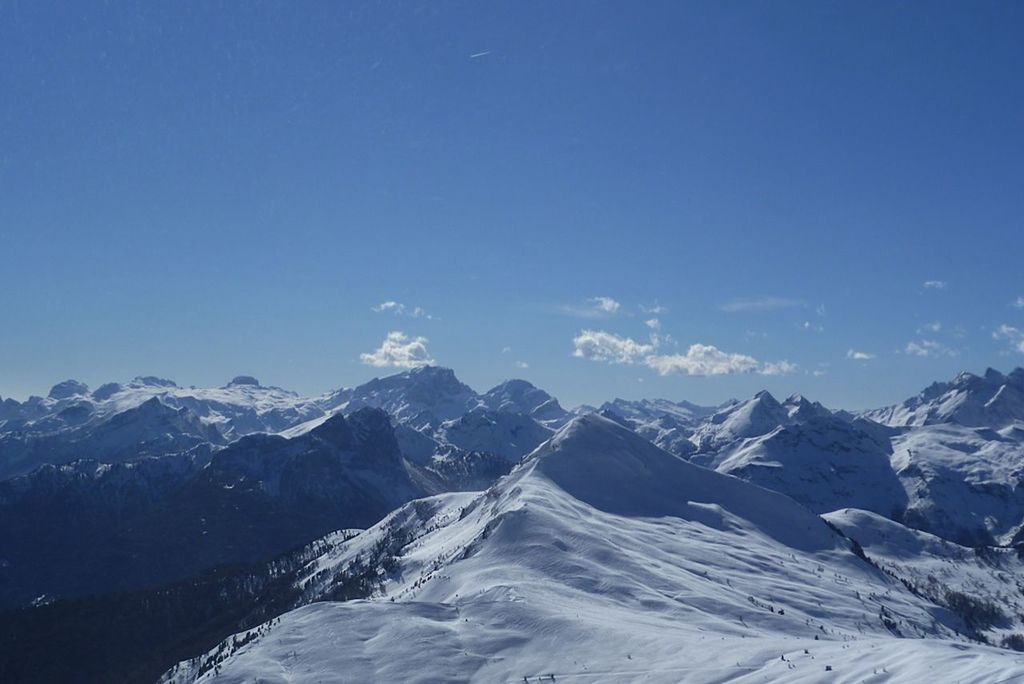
[2,1,1022,409]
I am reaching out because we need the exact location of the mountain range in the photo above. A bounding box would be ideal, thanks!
[2,365,1024,682]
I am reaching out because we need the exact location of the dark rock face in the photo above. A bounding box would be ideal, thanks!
[0,408,422,608]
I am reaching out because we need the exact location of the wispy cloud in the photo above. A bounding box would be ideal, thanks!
[644,318,661,331]
[590,296,620,314]
[721,296,802,313]
[904,339,956,358]
[572,329,794,376]
[562,296,622,318]
[802,321,824,333]
[1013,296,1024,309]
[923,280,947,290]
[917,321,942,334]
[994,325,1024,354]
[515,360,529,369]
[360,331,435,368]
[846,349,875,361]
[639,303,668,315]
[371,301,435,320]
[758,360,800,376]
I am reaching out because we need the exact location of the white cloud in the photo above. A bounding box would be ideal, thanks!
[846,349,876,361]
[644,318,661,331]
[515,360,529,369]
[904,339,956,358]
[644,345,760,376]
[360,331,435,368]
[572,330,654,364]
[1013,297,1024,309]
[589,296,620,314]
[372,301,403,313]
[813,370,828,377]
[645,346,794,377]
[802,321,824,333]
[994,325,1024,354]
[923,280,947,290]
[371,301,435,319]
[721,296,802,313]
[639,303,668,314]
[501,346,512,354]
[573,329,791,377]
[918,321,942,333]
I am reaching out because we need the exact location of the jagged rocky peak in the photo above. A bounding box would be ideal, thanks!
[597,407,634,429]
[867,366,1024,428]
[131,376,179,388]
[309,411,356,447]
[983,367,1007,384]
[226,375,261,388]
[47,379,90,400]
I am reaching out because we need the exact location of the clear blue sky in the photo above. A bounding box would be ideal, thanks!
[2,1,1022,409]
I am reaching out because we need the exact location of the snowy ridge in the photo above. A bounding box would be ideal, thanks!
[866,367,1024,428]
[163,415,1024,683]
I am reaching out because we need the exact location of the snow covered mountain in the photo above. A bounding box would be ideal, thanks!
[7,367,1024,681]
[0,396,224,480]
[600,396,722,424]
[827,507,1024,648]
[0,368,568,484]
[678,379,1024,548]
[0,375,326,440]
[0,376,326,479]
[866,367,1024,428]
[713,413,907,518]
[890,422,1024,545]
[597,397,722,457]
[163,415,1024,683]
[434,407,553,461]
[477,378,571,427]
[322,366,478,429]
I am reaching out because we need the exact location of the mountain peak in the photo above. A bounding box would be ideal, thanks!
[983,367,1007,383]
[227,375,261,388]
[525,413,837,550]
[47,379,89,400]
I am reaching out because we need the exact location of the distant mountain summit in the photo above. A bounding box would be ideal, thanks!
[324,366,477,429]
[866,367,1024,428]
[478,378,570,427]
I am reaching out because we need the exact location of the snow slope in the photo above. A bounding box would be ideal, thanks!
[827,507,1024,648]
[713,415,907,518]
[164,415,1024,683]
[890,422,1024,545]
